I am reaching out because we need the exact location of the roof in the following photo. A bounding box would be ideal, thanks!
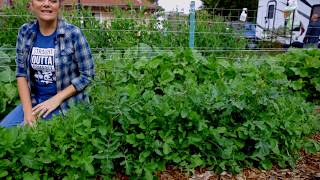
[62,0,157,9]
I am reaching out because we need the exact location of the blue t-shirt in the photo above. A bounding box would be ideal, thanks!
[305,20,320,44]
[30,30,57,98]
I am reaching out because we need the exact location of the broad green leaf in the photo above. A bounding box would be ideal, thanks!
[221,147,233,159]
[139,151,151,162]
[84,162,94,175]
[187,134,202,144]
[304,140,320,154]
[144,169,154,180]
[126,134,136,144]
[134,58,147,70]
[0,159,11,167]
[110,152,125,159]
[163,143,171,155]
[136,133,145,139]
[126,84,139,99]
[0,51,10,63]
[21,155,41,169]
[311,78,320,92]
[159,70,174,85]
[269,139,280,155]
[261,159,273,170]
[148,57,162,69]
[289,79,303,90]
[217,59,230,68]
[0,68,15,83]
[4,84,17,100]
[0,171,8,178]
[289,67,308,77]
[255,141,271,157]
[190,154,204,167]
[180,109,188,118]
[305,56,320,68]
[23,172,40,180]
[98,126,108,136]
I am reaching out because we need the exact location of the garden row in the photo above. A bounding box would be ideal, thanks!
[0,47,319,179]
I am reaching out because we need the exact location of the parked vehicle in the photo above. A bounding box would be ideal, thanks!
[256,0,320,46]
[229,21,257,49]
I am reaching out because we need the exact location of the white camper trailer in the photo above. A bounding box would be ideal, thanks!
[256,0,320,45]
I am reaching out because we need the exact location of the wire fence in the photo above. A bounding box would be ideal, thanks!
[0,4,318,72]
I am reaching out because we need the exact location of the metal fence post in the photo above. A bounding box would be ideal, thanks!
[189,1,195,48]
[77,0,81,13]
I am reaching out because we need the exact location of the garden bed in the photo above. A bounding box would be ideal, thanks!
[157,134,320,180]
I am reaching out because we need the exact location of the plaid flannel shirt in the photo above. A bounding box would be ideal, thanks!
[16,18,95,114]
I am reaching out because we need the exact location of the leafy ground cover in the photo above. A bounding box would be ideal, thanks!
[0,2,319,179]
[158,133,320,180]
[0,46,19,119]
[0,48,319,179]
[279,49,320,104]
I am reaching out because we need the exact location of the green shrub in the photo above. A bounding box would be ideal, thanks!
[1,49,318,179]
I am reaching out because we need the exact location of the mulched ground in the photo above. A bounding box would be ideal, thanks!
[158,133,320,180]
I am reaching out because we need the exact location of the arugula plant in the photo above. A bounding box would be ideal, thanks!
[0,47,19,119]
[0,40,319,180]
[279,49,320,104]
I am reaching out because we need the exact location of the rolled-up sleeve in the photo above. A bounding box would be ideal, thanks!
[15,27,27,78]
[71,28,95,92]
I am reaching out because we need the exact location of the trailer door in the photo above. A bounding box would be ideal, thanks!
[265,1,276,32]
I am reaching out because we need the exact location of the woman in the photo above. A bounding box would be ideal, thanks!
[304,13,320,48]
[0,0,94,128]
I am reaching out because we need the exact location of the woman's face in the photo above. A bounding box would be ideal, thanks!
[311,14,319,22]
[30,0,60,23]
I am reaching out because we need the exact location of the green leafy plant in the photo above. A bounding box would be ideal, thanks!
[279,49,320,104]
[0,46,19,119]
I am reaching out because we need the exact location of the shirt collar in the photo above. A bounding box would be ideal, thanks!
[29,18,66,36]
[56,18,66,36]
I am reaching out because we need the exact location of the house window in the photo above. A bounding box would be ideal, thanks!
[268,5,275,19]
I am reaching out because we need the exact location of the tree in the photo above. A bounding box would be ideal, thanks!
[201,0,259,21]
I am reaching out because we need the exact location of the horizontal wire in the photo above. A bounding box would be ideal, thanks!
[93,49,287,53]
[199,7,258,11]
[0,49,294,63]
[91,49,287,53]
[0,65,16,68]
[0,13,256,18]
[0,47,297,53]
[1,54,315,69]
[90,48,287,51]
[0,42,293,48]
[0,28,259,36]
[0,14,258,24]
[0,20,259,27]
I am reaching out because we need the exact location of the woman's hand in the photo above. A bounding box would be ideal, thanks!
[32,97,61,119]
[24,112,37,126]
[32,85,77,119]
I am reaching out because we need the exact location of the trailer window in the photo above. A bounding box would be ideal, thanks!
[268,5,275,19]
